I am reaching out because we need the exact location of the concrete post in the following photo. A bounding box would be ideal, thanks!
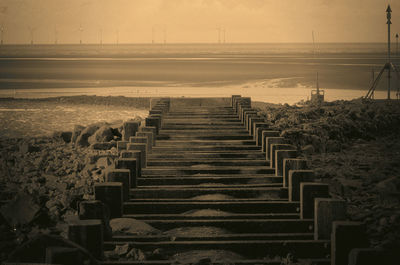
[78,200,109,221]
[115,158,139,187]
[254,125,270,145]
[106,169,130,201]
[283,159,308,187]
[94,182,123,218]
[231,95,241,108]
[275,150,298,176]
[45,247,82,264]
[139,126,157,146]
[67,219,103,259]
[261,131,281,153]
[120,150,142,177]
[265,137,286,160]
[130,136,151,154]
[331,221,368,265]
[270,144,296,168]
[149,109,163,116]
[145,116,161,134]
[300,182,330,219]
[348,248,388,265]
[249,118,265,136]
[122,121,140,141]
[116,141,128,152]
[127,143,147,168]
[288,170,315,201]
[136,131,154,147]
[241,109,255,124]
[314,198,347,240]
[245,113,258,132]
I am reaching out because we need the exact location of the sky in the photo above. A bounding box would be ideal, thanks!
[0,0,398,44]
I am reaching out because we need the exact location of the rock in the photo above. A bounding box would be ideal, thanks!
[96,157,112,169]
[19,142,40,153]
[75,124,102,147]
[88,125,114,145]
[71,125,85,144]
[302,145,315,155]
[53,131,73,143]
[90,142,116,150]
[325,139,341,152]
[126,248,146,261]
[110,218,160,235]
[376,177,399,194]
[0,193,40,226]
[114,243,130,256]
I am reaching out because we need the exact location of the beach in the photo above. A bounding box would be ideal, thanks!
[0,43,399,103]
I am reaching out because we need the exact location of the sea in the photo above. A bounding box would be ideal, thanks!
[0,42,399,104]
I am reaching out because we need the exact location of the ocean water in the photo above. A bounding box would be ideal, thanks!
[0,43,399,104]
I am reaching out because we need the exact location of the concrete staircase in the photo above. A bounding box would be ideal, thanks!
[44,97,370,265]
[102,104,331,264]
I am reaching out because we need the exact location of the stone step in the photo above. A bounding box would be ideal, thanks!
[163,112,239,117]
[100,259,330,265]
[111,232,313,242]
[135,183,281,189]
[158,130,249,135]
[155,140,256,146]
[123,201,300,214]
[138,175,281,186]
[122,213,299,220]
[147,159,267,167]
[163,120,242,124]
[142,166,274,176]
[161,126,245,130]
[157,134,253,140]
[148,152,265,160]
[108,219,314,234]
[103,240,330,259]
[152,146,261,152]
[129,187,286,199]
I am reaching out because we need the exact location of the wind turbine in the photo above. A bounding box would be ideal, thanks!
[163,26,166,44]
[0,25,4,45]
[79,24,83,44]
[216,27,221,44]
[54,25,58,44]
[29,26,36,45]
[152,26,155,44]
[222,28,226,44]
[116,29,119,45]
[99,27,103,45]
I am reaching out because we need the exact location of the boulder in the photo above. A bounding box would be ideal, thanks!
[88,125,114,145]
[75,124,102,147]
[19,142,40,153]
[0,193,40,226]
[71,125,85,144]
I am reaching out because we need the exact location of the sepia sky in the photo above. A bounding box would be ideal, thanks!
[0,0,398,44]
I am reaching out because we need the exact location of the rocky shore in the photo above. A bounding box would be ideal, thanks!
[0,96,399,262]
[254,99,400,253]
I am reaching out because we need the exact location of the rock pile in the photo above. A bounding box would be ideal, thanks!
[0,118,143,261]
